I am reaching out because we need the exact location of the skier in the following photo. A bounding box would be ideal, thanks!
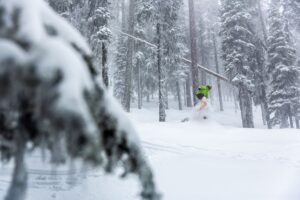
[181,85,212,122]
[195,85,212,111]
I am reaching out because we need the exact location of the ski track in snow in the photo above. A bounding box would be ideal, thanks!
[142,140,300,169]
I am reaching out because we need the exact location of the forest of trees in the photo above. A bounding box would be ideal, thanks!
[0,0,300,200]
[48,0,298,129]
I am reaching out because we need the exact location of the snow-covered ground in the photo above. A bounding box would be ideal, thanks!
[1,101,300,200]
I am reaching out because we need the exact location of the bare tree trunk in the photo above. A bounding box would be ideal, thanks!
[212,33,224,112]
[157,22,166,122]
[198,13,207,85]
[262,97,272,129]
[256,0,273,129]
[233,89,238,113]
[102,43,109,87]
[121,0,127,31]
[176,81,183,110]
[280,112,289,129]
[261,104,267,125]
[185,75,193,107]
[258,0,268,43]
[5,133,27,200]
[296,117,300,129]
[188,0,200,105]
[123,0,136,112]
[183,82,187,106]
[238,87,254,128]
[288,105,294,128]
[137,59,142,109]
[165,85,169,110]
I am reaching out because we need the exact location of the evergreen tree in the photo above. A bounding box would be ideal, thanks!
[113,36,128,101]
[48,0,111,85]
[220,0,258,128]
[266,1,300,128]
[282,0,300,31]
[0,1,159,200]
[113,0,128,103]
[162,1,188,111]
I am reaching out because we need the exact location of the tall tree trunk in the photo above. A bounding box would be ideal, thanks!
[296,117,300,129]
[185,75,193,107]
[157,23,166,122]
[258,0,268,43]
[188,0,200,105]
[102,43,109,87]
[123,0,136,112]
[121,0,127,31]
[183,82,187,106]
[233,89,238,113]
[137,59,142,109]
[261,104,267,125]
[198,13,207,85]
[165,84,169,110]
[280,111,289,128]
[257,0,272,129]
[212,33,224,112]
[238,87,254,128]
[5,132,27,200]
[261,89,272,129]
[288,105,294,128]
[176,81,183,110]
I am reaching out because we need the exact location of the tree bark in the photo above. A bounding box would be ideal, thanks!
[121,0,127,31]
[5,132,27,200]
[296,117,300,129]
[102,43,109,87]
[185,75,193,107]
[198,13,207,85]
[176,81,183,110]
[212,33,224,112]
[188,0,200,105]
[238,87,254,128]
[157,23,166,122]
[288,105,294,128]
[183,82,187,106]
[165,85,169,110]
[123,0,136,112]
[137,59,142,109]
[258,0,268,44]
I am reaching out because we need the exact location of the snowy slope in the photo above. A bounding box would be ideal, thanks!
[1,102,300,200]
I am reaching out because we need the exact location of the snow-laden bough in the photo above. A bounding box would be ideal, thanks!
[0,0,160,199]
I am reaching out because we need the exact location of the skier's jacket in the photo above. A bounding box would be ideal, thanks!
[196,85,210,98]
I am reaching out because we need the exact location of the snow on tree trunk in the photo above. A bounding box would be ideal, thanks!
[157,22,166,122]
[188,0,200,105]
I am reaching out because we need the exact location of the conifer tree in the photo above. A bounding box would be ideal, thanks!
[220,0,258,128]
[0,1,159,200]
[266,0,300,128]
